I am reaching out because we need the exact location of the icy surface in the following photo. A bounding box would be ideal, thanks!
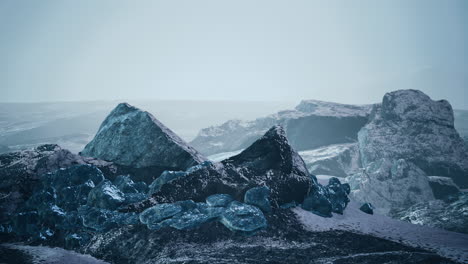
[2,244,109,264]
[294,200,468,263]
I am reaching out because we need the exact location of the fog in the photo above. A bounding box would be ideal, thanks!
[1,0,467,109]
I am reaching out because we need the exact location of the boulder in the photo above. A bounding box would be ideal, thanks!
[79,206,139,232]
[220,201,267,233]
[301,176,350,217]
[358,89,468,188]
[347,159,434,215]
[359,203,374,215]
[427,176,460,200]
[223,125,312,206]
[87,180,125,210]
[206,194,234,207]
[81,103,206,171]
[244,186,272,213]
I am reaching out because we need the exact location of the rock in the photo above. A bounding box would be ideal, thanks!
[191,100,371,156]
[326,177,350,214]
[244,186,271,213]
[139,203,185,226]
[347,158,435,215]
[427,176,460,200]
[359,203,374,215]
[206,194,234,207]
[132,125,350,219]
[147,161,212,196]
[220,201,267,233]
[113,175,148,194]
[81,103,206,171]
[358,89,468,188]
[78,206,139,232]
[301,176,350,217]
[223,125,312,206]
[142,125,313,208]
[0,144,115,223]
[87,180,125,210]
[394,192,468,234]
[302,192,333,217]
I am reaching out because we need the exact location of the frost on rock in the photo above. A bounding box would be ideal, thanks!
[81,103,206,170]
[358,89,468,188]
[394,192,468,234]
[191,101,371,156]
[87,180,125,210]
[347,158,434,215]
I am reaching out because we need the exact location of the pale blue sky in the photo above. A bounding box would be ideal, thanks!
[1,0,467,108]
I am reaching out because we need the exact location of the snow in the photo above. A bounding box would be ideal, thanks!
[294,200,468,263]
[2,244,109,264]
[207,149,244,162]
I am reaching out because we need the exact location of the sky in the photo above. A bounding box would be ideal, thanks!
[1,0,467,108]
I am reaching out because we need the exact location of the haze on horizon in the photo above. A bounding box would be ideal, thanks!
[1,0,467,109]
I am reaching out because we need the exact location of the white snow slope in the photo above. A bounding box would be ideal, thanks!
[2,244,109,264]
[294,200,468,263]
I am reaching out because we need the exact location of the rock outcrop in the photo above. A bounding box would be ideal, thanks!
[347,159,435,215]
[0,144,115,223]
[395,192,468,234]
[81,103,206,171]
[142,126,313,208]
[191,100,371,156]
[358,89,468,188]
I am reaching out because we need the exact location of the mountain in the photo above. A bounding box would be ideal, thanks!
[190,100,372,156]
[81,103,206,173]
[1,101,466,264]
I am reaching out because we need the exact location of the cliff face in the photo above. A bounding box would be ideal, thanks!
[191,100,371,156]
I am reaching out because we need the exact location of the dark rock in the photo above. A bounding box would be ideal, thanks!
[205,194,234,207]
[302,176,350,216]
[113,175,148,194]
[78,206,139,232]
[244,186,272,213]
[326,177,350,214]
[0,144,115,223]
[428,176,460,200]
[360,203,374,215]
[87,180,125,210]
[81,103,206,171]
[220,201,267,233]
[223,125,312,206]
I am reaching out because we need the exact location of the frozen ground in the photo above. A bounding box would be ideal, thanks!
[1,244,109,264]
[295,175,468,263]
